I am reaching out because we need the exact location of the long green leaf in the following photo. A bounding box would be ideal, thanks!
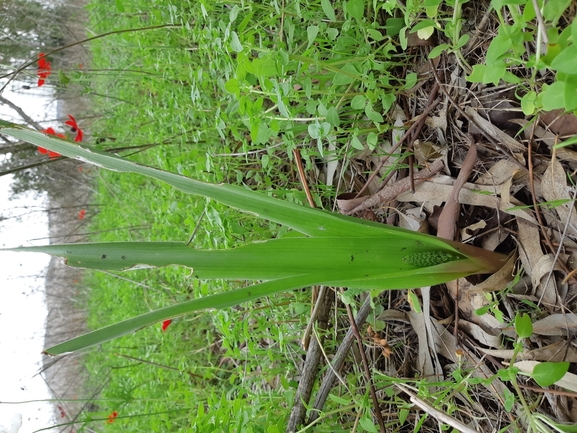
[1,127,411,238]
[43,274,320,355]
[2,127,509,354]
[1,127,508,271]
[7,239,484,289]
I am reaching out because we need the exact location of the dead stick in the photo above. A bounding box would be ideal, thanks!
[342,290,386,433]
[437,139,477,240]
[308,295,374,424]
[347,158,444,215]
[292,148,316,208]
[438,139,477,347]
[286,157,328,431]
[286,290,333,432]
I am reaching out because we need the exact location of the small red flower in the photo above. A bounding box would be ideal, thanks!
[37,147,61,159]
[37,53,51,87]
[42,127,65,139]
[78,209,86,220]
[107,411,118,423]
[161,319,172,332]
[39,127,65,158]
[65,115,83,142]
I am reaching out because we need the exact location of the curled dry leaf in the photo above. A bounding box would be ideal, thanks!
[540,109,577,139]
[458,319,502,348]
[473,252,518,293]
[517,218,561,310]
[413,140,446,165]
[396,207,428,232]
[336,192,368,214]
[517,218,543,275]
[531,254,563,310]
[541,156,577,239]
[465,106,526,162]
[482,340,577,363]
[446,253,516,335]
[532,313,577,336]
[512,118,577,164]
[407,308,443,381]
[461,220,487,242]
[397,175,536,223]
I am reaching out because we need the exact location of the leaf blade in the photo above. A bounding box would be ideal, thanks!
[1,128,435,240]
[43,274,320,355]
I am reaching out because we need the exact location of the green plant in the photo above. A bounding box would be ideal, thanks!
[409,0,472,71]
[1,127,507,355]
[466,1,577,116]
[494,312,572,432]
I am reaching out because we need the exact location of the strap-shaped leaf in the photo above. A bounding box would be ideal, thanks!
[3,127,421,239]
[1,126,509,354]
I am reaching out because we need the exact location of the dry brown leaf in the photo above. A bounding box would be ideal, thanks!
[481,229,509,252]
[446,254,515,337]
[407,308,443,380]
[527,340,577,362]
[476,348,516,359]
[461,220,487,242]
[517,218,545,295]
[517,218,542,268]
[541,109,577,138]
[413,141,446,165]
[424,112,448,132]
[397,176,537,223]
[532,313,577,336]
[541,156,577,239]
[473,252,517,293]
[397,207,428,232]
[482,340,577,362]
[465,106,526,161]
[531,254,561,309]
[475,159,525,188]
[377,309,410,323]
[511,118,577,164]
[458,319,502,348]
[336,192,368,214]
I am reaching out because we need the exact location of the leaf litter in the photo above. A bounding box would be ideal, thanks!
[294,3,577,432]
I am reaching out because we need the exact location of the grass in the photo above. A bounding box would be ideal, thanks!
[26,0,577,431]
